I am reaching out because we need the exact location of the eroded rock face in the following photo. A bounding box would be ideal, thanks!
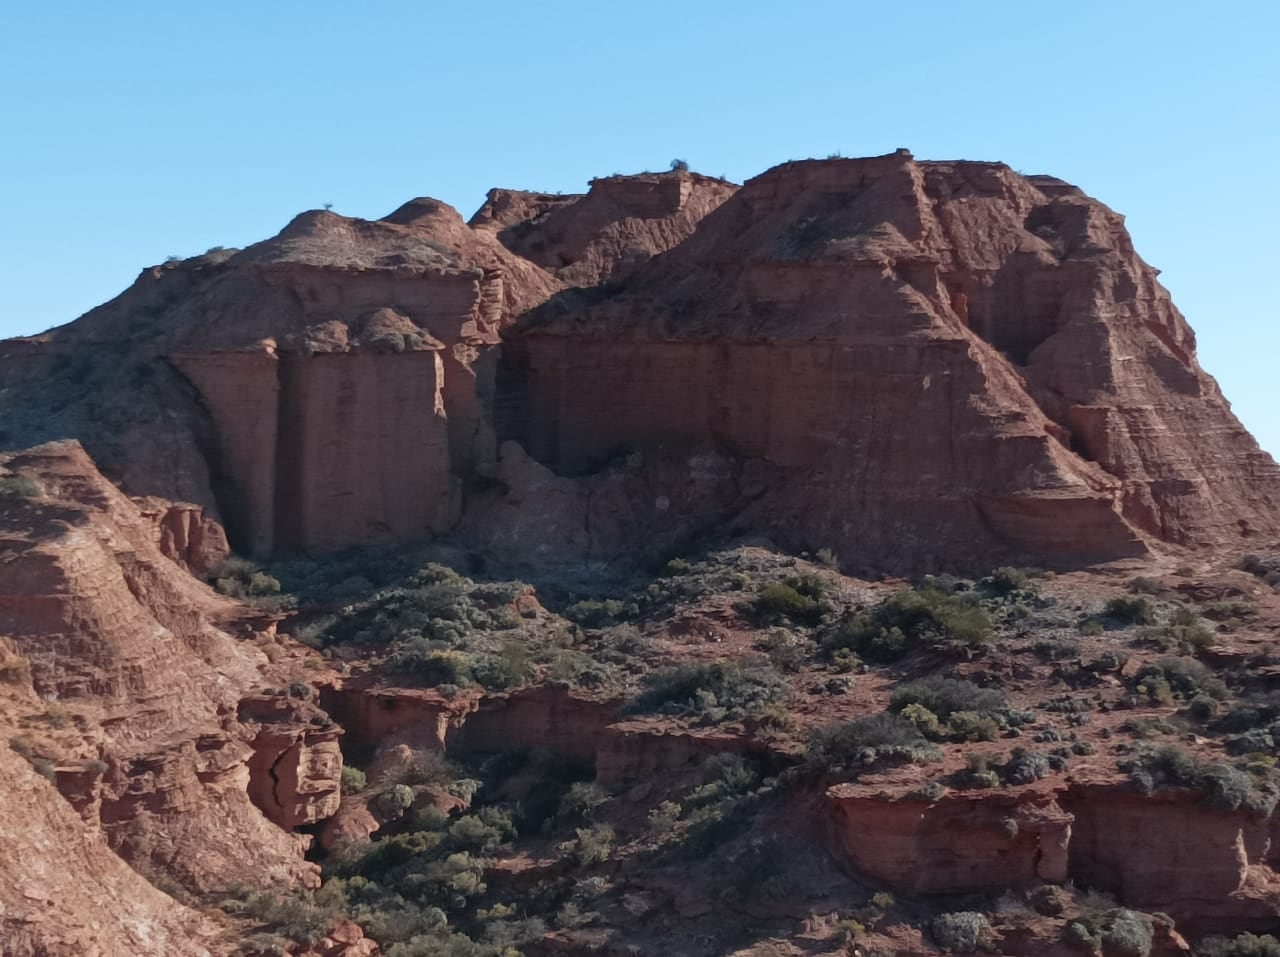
[240,693,343,829]
[504,151,1280,570]
[0,442,323,898]
[470,171,738,287]
[826,782,1072,894]
[825,776,1280,928]
[133,495,231,575]
[1063,784,1280,923]
[5,155,1273,570]
[0,745,216,957]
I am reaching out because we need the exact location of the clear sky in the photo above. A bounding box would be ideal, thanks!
[1,1,1276,455]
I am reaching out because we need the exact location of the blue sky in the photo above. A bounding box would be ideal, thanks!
[1,1,1276,454]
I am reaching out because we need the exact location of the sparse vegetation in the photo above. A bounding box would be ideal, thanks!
[1123,745,1278,814]
[825,585,993,662]
[629,659,787,724]
[1196,933,1280,957]
[0,474,39,497]
[807,712,942,774]
[1104,595,1158,626]
[931,911,993,953]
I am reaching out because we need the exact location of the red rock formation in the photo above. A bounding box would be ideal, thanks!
[826,782,1072,893]
[0,744,217,957]
[595,721,772,789]
[470,170,737,287]
[824,773,1280,929]
[134,495,231,575]
[504,151,1280,570]
[0,442,324,896]
[1064,783,1280,926]
[240,693,343,829]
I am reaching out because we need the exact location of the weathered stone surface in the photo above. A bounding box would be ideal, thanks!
[0,442,319,897]
[0,744,216,957]
[503,151,1280,570]
[471,170,737,287]
[827,782,1072,893]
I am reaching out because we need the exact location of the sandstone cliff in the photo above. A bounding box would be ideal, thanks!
[0,154,1275,573]
[502,151,1280,570]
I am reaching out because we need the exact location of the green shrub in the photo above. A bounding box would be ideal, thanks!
[1196,933,1280,957]
[890,676,1005,721]
[560,824,615,864]
[1124,745,1278,814]
[1129,656,1228,705]
[807,713,941,773]
[0,475,39,498]
[629,659,786,724]
[1099,909,1154,957]
[340,766,367,795]
[372,784,415,820]
[1203,601,1258,623]
[931,912,993,953]
[752,575,826,626]
[557,782,609,824]
[1104,595,1157,625]
[827,587,993,662]
[563,599,627,628]
[985,566,1031,595]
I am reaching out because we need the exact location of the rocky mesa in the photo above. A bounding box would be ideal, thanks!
[0,152,1279,957]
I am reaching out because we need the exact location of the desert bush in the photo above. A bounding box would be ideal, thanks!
[1033,638,1081,661]
[1203,601,1259,623]
[1196,933,1280,957]
[1104,595,1157,626]
[557,781,609,824]
[1124,745,1277,814]
[1240,554,1280,589]
[560,824,615,865]
[563,598,627,628]
[629,659,786,724]
[930,911,993,953]
[1129,576,1165,595]
[372,784,415,820]
[890,676,1005,721]
[1001,747,1052,784]
[752,575,826,626]
[807,713,941,773]
[221,889,336,947]
[1099,909,1154,957]
[0,475,39,498]
[340,766,367,794]
[647,800,682,838]
[1129,656,1229,705]
[827,587,993,662]
[984,566,1036,595]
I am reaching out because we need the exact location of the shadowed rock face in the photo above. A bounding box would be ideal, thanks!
[0,155,1276,572]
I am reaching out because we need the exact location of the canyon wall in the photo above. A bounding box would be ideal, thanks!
[503,151,1280,569]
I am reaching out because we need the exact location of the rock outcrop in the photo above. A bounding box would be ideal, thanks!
[827,781,1073,893]
[470,170,737,287]
[502,151,1280,570]
[0,744,216,957]
[3,154,1275,570]
[826,775,1280,930]
[0,442,327,900]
